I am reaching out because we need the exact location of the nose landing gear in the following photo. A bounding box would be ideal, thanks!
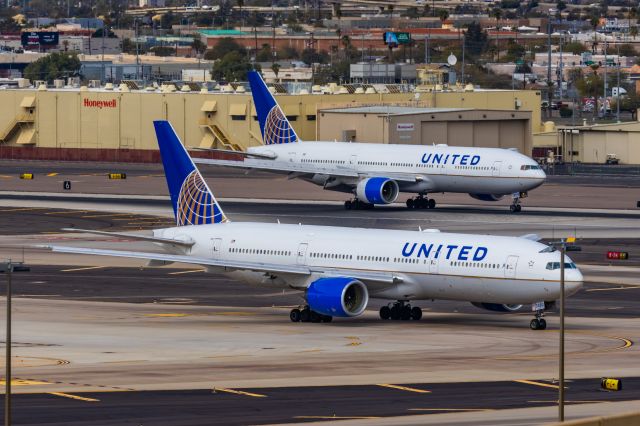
[380,301,422,320]
[529,302,547,330]
[510,192,527,213]
[406,195,436,210]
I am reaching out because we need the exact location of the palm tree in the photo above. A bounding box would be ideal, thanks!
[490,8,502,61]
[237,0,244,31]
[437,9,449,24]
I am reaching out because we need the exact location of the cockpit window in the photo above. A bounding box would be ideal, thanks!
[545,262,577,270]
[521,165,542,170]
[539,246,556,253]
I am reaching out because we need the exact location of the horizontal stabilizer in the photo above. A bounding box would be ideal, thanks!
[61,228,195,248]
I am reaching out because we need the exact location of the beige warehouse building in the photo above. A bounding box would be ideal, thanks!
[0,85,541,162]
[318,106,532,153]
[555,122,640,165]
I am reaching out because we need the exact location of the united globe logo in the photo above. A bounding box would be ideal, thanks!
[263,105,297,145]
[176,171,224,225]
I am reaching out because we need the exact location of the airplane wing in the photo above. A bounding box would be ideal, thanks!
[194,158,427,183]
[61,228,194,248]
[42,246,400,287]
[193,158,359,178]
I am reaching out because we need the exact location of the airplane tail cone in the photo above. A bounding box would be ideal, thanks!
[153,120,228,226]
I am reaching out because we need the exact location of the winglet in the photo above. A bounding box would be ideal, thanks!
[248,70,299,145]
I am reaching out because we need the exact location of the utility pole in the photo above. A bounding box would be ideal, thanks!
[547,12,553,117]
[425,31,430,64]
[5,261,12,426]
[135,19,140,81]
[616,43,620,122]
[603,40,608,118]
[461,34,465,85]
[559,245,565,422]
[558,33,563,101]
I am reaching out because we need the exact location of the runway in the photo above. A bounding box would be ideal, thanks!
[0,178,639,425]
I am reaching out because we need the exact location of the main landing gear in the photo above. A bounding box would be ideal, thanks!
[529,302,547,330]
[290,306,333,323]
[379,301,422,321]
[345,199,374,210]
[406,195,436,210]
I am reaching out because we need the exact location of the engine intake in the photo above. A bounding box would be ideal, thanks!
[471,303,523,313]
[469,194,504,202]
[307,277,369,317]
[356,177,399,205]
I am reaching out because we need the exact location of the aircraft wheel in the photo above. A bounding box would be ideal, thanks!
[516,204,522,212]
[428,199,436,209]
[390,305,401,320]
[510,204,517,213]
[290,309,301,322]
[310,310,321,323]
[379,306,391,320]
[321,315,333,323]
[406,199,414,209]
[411,306,422,320]
[530,318,542,330]
[345,200,352,210]
[538,318,547,330]
[401,306,412,320]
[300,308,311,323]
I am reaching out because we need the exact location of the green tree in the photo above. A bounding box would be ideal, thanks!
[211,51,253,81]
[617,43,636,57]
[301,48,329,65]
[208,37,247,60]
[464,21,488,56]
[256,44,273,62]
[271,62,281,78]
[437,9,449,23]
[191,35,207,55]
[24,52,81,83]
[151,46,175,57]
[563,41,586,54]
[575,71,603,98]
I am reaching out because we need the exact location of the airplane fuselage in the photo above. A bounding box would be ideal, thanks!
[156,222,583,305]
[246,142,546,196]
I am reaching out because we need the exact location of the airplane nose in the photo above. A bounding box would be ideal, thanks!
[564,269,584,295]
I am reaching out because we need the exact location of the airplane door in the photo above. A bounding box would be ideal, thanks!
[504,255,518,278]
[296,243,308,265]
[210,238,222,259]
[429,258,439,274]
[492,161,502,176]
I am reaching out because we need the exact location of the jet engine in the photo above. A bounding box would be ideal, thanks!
[471,303,523,312]
[469,194,504,202]
[307,277,369,317]
[356,177,399,205]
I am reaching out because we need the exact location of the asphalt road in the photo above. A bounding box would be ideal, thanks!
[1,378,638,426]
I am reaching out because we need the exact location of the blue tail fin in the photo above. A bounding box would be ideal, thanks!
[248,70,300,145]
[153,120,228,226]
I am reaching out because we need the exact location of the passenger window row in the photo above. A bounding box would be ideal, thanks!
[229,247,291,256]
[451,261,503,269]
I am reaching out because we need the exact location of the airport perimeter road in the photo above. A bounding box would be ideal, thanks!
[1,159,640,210]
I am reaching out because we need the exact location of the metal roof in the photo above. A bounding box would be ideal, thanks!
[320,106,472,115]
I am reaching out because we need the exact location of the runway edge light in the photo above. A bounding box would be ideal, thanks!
[601,378,622,391]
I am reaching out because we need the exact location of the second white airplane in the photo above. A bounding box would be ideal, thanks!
[195,71,546,213]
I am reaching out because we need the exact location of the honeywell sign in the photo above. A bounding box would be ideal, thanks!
[83,98,117,109]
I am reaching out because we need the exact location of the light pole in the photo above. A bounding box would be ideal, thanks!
[2,260,29,426]
[546,238,581,422]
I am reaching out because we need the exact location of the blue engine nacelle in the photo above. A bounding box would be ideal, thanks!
[307,277,369,317]
[471,302,523,312]
[356,177,399,205]
[469,194,504,202]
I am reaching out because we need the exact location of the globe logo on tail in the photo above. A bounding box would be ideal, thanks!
[263,105,297,145]
[176,171,225,225]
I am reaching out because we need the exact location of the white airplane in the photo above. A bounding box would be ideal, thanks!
[194,71,546,213]
[44,121,582,330]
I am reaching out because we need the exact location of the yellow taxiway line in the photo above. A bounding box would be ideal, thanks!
[377,384,431,394]
[167,269,205,275]
[295,416,381,420]
[408,408,493,412]
[60,266,106,272]
[49,392,100,402]
[514,379,563,390]
[213,387,267,398]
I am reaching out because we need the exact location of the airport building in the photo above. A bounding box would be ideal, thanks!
[0,84,542,162]
[318,106,532,154]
